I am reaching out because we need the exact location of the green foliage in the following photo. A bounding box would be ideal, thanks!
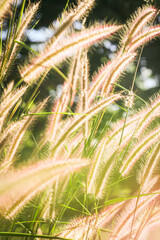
[0,0,160,239]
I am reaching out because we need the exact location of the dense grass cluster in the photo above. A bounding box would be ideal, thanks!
[0,0,160,239]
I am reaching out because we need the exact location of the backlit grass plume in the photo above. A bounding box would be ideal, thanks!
[0,0,13,20]
[20,23,121,84]
[0,158,89,218]
[120,5,156,53]
[0,0,160,240]
[0,2,40,84]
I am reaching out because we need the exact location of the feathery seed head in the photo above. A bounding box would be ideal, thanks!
[88,52,136,102]
[126,25,160,52]
[141,142,160,186]
[20,24,122,84]
[0,0,14,20]
[0,158,89,218]
[60,0,95,26]
[0,85,27,118]
[1,99,47,173]
[121,127,160,176]
[125,91,135,108]
[15,2,40,43]
[51,94,122,156]
[120,5,156,52]
[101,52,136,97]
[59,203,122,239]
[135,93,160,138]
[50,0,96,46]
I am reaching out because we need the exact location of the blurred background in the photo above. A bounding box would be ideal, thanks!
[30,0,160,97]
[5,0,160,101]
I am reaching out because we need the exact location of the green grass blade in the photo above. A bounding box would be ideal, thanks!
[0,232,73,239]
[24,111,88,116]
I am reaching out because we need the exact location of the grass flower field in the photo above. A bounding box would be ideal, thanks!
[0,0,160,239]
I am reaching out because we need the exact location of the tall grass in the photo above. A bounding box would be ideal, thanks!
[0,0,160,239]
